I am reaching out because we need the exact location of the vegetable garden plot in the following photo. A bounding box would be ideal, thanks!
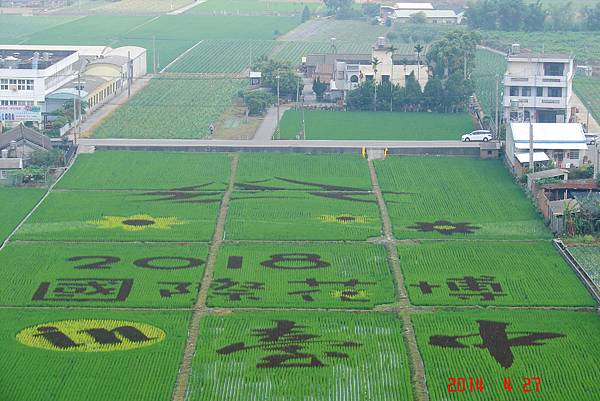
[574,77,600,126]
[185,311,414,401]
[0,309,190,401]
[0,188,45,243]
[167,40,275,73]
[374,157,550,240]
[225,190,382,240]
[208,243,395,309]
[0,243,208,308]
[15,190,222,242]
[412,310,600,401]
[568,245,600,290]
[91,78,246,139]
[236,153,373,191]
[399,241,595,307]
[58,152,231,191]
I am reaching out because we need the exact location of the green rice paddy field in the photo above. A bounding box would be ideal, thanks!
[2,151,598,401]
[279,110,475,140]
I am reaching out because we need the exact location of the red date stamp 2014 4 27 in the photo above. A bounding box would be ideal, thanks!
[448,377,541,393]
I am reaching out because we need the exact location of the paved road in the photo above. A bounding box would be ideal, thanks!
[253,105,291,141]
[80,138,482,149]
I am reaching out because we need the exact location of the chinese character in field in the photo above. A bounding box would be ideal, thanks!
[32,278,133,302]
[446,275,505,301]
[429,320,565,368]
[287,278,376,302]
[217,320,362,368]
[211,278,265,301]
[158,281,201,298]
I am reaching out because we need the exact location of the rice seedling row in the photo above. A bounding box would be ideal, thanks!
[0,308,190,401]
[399,241,595,307]
[412,309,600,401]
[0,188,46,243]
[0,243,209,308]
[185,311,414,401]
[208,243,395,309]
[568,245,600,290]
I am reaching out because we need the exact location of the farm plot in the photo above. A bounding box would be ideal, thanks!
[269,41,373,64]
[399,241,595,307]
[225,190,382,240]
[14,190,222,242]
[280,19,390,43]
[412,309,600,401]
[279,110,474,140]
[91,0,194,13]
[374,156,550,240]
[166,40,275,73]
[208,243,395,309]
[187,0,325,15]
[0,242,208,308]
[568,245,600,290]
[0,188,45,243]
[0,15,78,40]
[235,153,372,191]
[91,78,246,139]
[574,77,600,127]
[0,308,190,401]
[185,311,414,401]
[473,49,506,117]
[58,152,231,191]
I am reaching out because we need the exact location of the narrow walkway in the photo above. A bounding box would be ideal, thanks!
[78,75,153,137]
[368,160,430,401]
[167,0,206,15]
[253,105,291,140]
[171,154,239,401]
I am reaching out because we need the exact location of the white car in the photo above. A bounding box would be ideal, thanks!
[585,133,598,145]
[461,130,492,142]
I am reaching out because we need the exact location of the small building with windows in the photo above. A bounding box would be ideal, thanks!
[505,123,588,175]
[503,47,574,124]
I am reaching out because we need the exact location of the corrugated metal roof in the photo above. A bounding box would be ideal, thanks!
[392,9,457,18]
[515,152,550,163]
[511,123,588,150]
[394,2,433,9]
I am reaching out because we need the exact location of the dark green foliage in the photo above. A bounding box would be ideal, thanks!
[312,77,327,101]
[252,57,303,98]
[242,90,275,115]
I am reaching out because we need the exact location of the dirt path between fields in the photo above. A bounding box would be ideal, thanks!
[171,153,239,401]
[368,160,430,401]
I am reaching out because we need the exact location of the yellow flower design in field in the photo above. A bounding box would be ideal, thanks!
[87,214,185,231]
[331,288,370,301]
[319,214,368,224]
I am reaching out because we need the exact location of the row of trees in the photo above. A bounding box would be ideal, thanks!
[345,30,479,113]
[466,0,600,31]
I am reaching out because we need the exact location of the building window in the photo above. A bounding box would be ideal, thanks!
[522,87,531,96]
[510,87,519,96]
[0,170,6,180]
[365,75,373,81]
[548,87,562,97]
[0,100,18,106]
[536,87,543,97]
[569,150,579,159]
[544,63,564,77]
[0,79,7,90]
[16,80,33,91]
[381,75,390,83]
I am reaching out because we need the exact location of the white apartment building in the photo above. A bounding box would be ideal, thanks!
[503,46,574,124]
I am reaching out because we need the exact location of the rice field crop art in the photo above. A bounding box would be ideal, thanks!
[208,243,395,309]
[374,156,551,240]
[0,187,46,243]
[398,241,595,307]
[14,189,222,242]
[184,311,414,401]
[57,151,231,191]
[225,190,382,240]
[412,309,600,401]
[235,153,373,191]
[0,309,190,401]
[0,242,208,308]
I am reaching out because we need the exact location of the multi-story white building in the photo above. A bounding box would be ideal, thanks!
[503,46,574,124]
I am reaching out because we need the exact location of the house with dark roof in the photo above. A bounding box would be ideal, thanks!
[0,124,53,160]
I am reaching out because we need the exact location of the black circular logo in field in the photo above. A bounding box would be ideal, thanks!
[122,219,156,227]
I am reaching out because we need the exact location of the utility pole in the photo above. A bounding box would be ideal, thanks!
[127,51,132,98]
[495,73,499,139]
[153,36,157,74]
[76,71,81,144]
[301,94,306,140]
[276,74,280,140]
[529,120,535,173]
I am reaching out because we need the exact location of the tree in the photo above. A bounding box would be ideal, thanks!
[301,5,310,22]
[426,30,481,78]
[404,72,422,111]
[444,73,474,112]
[323,0,353,12]
[371,57,381,111]
[312,77,327,101]
[242,90,275,115]
[414,43,424,81]
[423,76,444,112]
[252,57,302,98]
[409,11,427,24]
[585,3,600,30]
[523,0,546,31]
